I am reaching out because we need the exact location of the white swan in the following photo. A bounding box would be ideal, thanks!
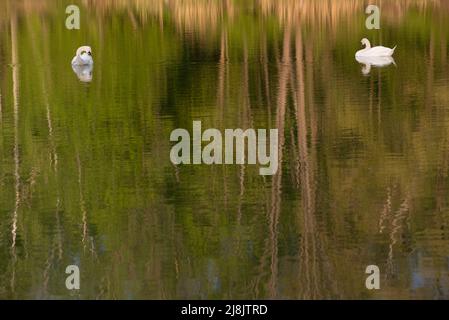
[356,56,395,75]
[71,46,93,66]
[72,64,93,82]
[355,38,396,57]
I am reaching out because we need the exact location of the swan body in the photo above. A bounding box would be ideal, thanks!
[355,56,395,75]
[72,64,93,82]
[355,38,396,57]
[71,46,93,66]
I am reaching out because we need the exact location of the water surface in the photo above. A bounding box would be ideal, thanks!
[0,0,449,299]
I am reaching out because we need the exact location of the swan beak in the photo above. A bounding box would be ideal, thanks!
[88,52,92,56]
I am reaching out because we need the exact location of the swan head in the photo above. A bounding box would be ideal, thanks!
[75,46,93,64]
[360,38,371,48]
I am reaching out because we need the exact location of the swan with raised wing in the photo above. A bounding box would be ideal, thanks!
[355,38,396,57]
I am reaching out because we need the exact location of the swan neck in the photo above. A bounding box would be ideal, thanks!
[364,40,371,49]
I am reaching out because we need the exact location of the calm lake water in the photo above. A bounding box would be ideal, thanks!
[0,0,449,299]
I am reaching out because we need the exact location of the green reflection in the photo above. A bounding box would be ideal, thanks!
[0,0,448,299]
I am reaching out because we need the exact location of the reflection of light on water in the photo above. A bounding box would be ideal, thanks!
[10,11,20,294]
[412,271,425,289]
[387,197,409,276]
